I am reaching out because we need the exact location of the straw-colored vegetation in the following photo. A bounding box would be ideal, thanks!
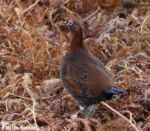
[0,0,150,130]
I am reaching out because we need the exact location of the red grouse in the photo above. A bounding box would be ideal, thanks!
[59,18,126,116]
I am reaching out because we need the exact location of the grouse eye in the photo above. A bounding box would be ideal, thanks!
[67,20,73,26]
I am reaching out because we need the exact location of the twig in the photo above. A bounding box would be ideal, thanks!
[49,8,58,29]
[20,0,41,15]
[62,6,74,15]
[64,0,71,4]
[101,101,141,131]
[141,15,150,32]
[3,92,54,101]
[23,73,38,128]
[13,0,21,7]
[82,8,101,22]
[82,2,101,22]
[4,92,32,101]
[0,77,23,97]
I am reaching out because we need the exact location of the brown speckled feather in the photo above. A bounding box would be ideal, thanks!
[61,48,113,106]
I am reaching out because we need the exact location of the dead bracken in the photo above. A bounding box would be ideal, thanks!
[0,0,150,131]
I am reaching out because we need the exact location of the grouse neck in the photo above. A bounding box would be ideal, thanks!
[70,29,84,50]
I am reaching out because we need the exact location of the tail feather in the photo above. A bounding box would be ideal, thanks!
[103,87,126,100]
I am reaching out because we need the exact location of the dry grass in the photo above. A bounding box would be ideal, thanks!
[0,0,150,131]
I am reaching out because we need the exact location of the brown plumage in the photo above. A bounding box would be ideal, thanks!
[60,18,126,116]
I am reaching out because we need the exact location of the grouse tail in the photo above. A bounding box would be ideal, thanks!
[103,86,126,100]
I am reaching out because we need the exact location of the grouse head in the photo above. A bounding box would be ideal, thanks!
[59,18,82,34]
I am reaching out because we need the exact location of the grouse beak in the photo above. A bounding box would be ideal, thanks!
[58,21,69,32]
